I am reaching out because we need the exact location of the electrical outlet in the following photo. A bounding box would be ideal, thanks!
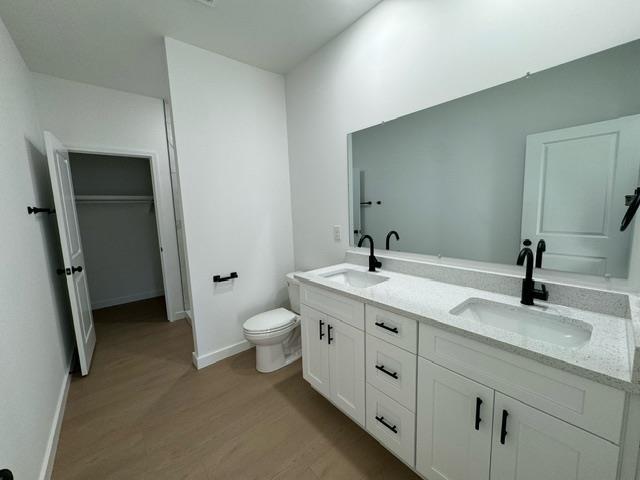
[333,225,341,242]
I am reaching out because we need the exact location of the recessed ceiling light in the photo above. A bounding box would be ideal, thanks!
[194,0,215,7]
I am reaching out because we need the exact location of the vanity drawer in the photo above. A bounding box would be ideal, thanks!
[418,324,625,443]
[366,334,417,411]
[366,384,415,468]
[365,305,418,353]
[301,285,364,330]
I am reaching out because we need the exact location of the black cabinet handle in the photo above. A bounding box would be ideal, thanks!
[500,409,509,444]
[213,272,238,283]
[375,364,399,379]
[319,320,325,340]
[374,321,399,334]
[0,469,14,480]
[475,397,483,431]
[327,324,333,344]
[375,415,398,434]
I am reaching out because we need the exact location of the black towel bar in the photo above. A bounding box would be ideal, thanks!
[213,272,238,283]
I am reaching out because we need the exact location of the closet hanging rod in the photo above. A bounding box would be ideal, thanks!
[74,195,154,204]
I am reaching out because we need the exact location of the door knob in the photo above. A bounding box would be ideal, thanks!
[71,266,83,274]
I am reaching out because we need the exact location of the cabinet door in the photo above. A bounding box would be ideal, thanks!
[416,358,494,480]
[301,305,330,398]
[328,318,365,426]
[490,392,619,480]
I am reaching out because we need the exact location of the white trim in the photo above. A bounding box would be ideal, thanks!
[40,372,71,480]
[172,310,188,323]
[620,394,640,480]
[91,290,164,310]
[192,340,253,369]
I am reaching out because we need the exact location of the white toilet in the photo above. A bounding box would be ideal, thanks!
[242,272,302,373]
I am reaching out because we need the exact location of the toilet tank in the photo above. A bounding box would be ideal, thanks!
[285,272,302,314]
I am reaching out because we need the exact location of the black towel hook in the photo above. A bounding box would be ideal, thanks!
[621,187,640,231]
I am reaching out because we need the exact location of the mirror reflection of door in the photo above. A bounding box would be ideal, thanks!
[521,114,640,277]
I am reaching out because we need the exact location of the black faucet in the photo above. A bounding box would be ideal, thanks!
[385,230,399,250]
[358,235,382,272]
[535,239,546,268]
[516,240,548,305]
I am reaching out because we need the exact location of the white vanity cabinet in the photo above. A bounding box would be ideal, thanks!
[416,359,619,480]
[490,392,619,480]
[300,304,331,397]
[299,282,636,480]
[416,358,494,480]
[300,287,365,426]
[416,324,623,480]
[364,305,419,466]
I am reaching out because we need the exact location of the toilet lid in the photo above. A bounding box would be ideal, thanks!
[243,308,297,333]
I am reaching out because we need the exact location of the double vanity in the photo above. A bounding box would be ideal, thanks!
[296,256,640,480]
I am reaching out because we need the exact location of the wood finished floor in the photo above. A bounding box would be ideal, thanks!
[52,297,420,479]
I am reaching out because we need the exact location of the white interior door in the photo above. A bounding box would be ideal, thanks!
[521,114,640,277]
[45,131,96,375]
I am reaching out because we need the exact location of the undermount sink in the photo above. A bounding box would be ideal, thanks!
[450,298,592,348]
[321,268,389,288]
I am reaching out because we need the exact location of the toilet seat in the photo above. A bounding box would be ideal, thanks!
[243,308,297,335]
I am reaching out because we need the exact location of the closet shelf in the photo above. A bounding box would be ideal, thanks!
[75,195,154,204]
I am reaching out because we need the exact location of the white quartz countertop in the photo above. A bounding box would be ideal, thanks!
[296,263,638,393]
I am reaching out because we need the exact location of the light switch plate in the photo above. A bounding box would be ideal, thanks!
[333,225,341,242]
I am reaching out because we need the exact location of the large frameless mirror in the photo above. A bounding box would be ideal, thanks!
[349,39,640,279]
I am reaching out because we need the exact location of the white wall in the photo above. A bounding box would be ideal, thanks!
[165,37,294,367]
[285,0,640,271]
[0,16,73,479]
[31,73,185,320]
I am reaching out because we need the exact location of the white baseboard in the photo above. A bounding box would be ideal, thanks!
[91,289,164,310]
[185,309,193,326]
[171,310,188,322]
[40,372,71,480]
[192,340,252,369]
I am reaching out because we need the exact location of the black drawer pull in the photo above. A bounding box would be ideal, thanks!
[319,320,325,340]
[213,272,238,283]
[374,321,398,334]
[500,409,509,444]
[375,364,399,379]
[375,415,398,434]
[327,324,333,344]
[475,397,483,431]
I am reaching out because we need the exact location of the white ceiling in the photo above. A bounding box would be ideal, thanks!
[0,0,381,99]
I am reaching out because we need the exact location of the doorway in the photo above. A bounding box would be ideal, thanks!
[69,152,167,313]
